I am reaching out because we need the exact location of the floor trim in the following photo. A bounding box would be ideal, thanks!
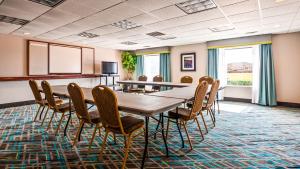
[223,97,252,103]
[277,102,300,108]
[0,100,35,109]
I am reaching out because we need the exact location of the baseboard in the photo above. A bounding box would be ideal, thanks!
[223,97,252,103]
[277,102,300,108]
[0,100,35,109]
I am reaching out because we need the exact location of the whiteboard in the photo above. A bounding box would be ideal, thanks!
[28,41,48,75]
[49,45,81,74]
[82,48,94,74]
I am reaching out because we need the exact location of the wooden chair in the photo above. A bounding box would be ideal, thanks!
[29,80,63,123]
[166,81,209,150]
[181,76,193,83]
[128,75,147,93]
[199,76,214,84]
[202,80,220,128]
[67,83,102,150]
[92,85,144,169]
[145,75,163,93]
[41,81,73,135]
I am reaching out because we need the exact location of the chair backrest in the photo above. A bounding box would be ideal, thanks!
[92,85,124,133]
[206,80,220,106]
[29,80,43,103]
[190,81,209,118]
[199,76,214,84]
[67,83,90,122]
[41,81,57,110]
[181,76,193,83]
[152,75,163,90]
[138,75,147,89]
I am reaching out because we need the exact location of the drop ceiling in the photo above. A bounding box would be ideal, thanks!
[0,0,300,50]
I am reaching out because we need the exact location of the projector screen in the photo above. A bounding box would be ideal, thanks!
[49,45,81,74]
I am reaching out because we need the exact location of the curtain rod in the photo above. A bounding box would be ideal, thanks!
[208,41,272,49]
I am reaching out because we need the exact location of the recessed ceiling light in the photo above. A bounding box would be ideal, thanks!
[78,32,99,38]
[112,20,141,30]
[176,0,217,14]
[146,31,176,40]
[23,32,30,35]
[274,24,281,28]
[209,25,235,32]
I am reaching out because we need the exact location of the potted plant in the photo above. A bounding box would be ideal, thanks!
[121,51,137,80]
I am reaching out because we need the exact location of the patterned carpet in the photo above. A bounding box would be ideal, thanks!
[0,101,300,168]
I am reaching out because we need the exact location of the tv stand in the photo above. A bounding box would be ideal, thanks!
[99,74,120,90]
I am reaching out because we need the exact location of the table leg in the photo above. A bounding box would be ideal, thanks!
[78,123,84,141]
[153,115,161,139]
[141,116,149,169]
[64,99,72,137]
[39,106,45,120]
[160,113,169,156]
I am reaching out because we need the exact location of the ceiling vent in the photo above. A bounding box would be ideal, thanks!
[146,31,176,40]
[29,0,65,7]
[146,31,165,37]
[121,41,138,45]
[112,20,141,30]
[209,25,235,32]
[176,0,217,14]
[78,32,99,38]
[0,15,30,25]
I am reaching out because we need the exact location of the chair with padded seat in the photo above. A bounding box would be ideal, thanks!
[165,81,209,150]
[128,75,147,93]
[202,80,220,128]
[41,80,74,135]
[29,80,63,123]
[92,85,144,169]
[145,75,163,93]
[67,83,102,150]
[181,76,193,83]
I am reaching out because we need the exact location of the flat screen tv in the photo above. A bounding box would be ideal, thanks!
[102,61,118,75]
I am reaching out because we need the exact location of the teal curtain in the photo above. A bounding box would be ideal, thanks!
[135,55,144,79]
[160,53,171,82]
[258,44,277,106]
[208,49,219,79]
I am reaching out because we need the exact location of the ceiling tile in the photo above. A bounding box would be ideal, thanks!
[261,3,300,18]
[129,13,161,25]
[151,5,186,20]
[229,11,260,23]
[260,0,300,9]
[214,0,249,7]
[89,25,122,35]
[127,0,173,12]
[0,22,21,34]
[221,0,258,16]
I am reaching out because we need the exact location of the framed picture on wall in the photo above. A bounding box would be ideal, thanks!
[181,53,196,71]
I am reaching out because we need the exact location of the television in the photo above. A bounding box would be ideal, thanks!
[102,61,118,75]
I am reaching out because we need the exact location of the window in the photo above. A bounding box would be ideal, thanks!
[143,54,160,81]
[222,46,257,86]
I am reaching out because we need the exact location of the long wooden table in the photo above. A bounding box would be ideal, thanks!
[44,85,185,168]
[117,80,191,88]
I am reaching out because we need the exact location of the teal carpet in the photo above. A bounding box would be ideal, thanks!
[0,102,299,168]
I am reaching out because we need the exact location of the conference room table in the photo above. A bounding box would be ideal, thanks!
[117,80,192,88]
[41,85,185,168]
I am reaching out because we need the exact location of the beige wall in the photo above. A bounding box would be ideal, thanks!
[170,43,208,84]
[272,32,300,104]
[0,34,123,104]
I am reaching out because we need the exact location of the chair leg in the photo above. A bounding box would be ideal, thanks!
[73,120,84,146]
[47,111,56,131]
[195,118,204,140]
[41,107,49,126]
[166,118,170,141]
[182,121,193,150]
[88,123,98,152]
[33,105,42,122]
[54,112,65,135]
[122,135,132,169]
[200,112,208,134]
[208,108,215,127]
[99,130,109,160]
[176,118,184,148]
